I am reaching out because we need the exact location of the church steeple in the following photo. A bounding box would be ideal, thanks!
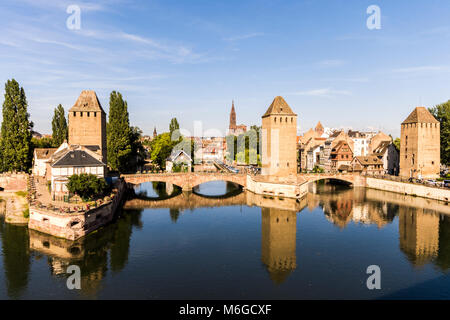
[229,100,236,130]
[153,127,157,138]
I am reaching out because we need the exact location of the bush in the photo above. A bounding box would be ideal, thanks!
[23,207,29,218]
[67,173,107,200]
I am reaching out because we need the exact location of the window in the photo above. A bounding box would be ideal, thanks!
[73,112,76,117]
[94,112,97,117]
[87,112,90,117]
[274,117,276,123]
[80,112,83,117]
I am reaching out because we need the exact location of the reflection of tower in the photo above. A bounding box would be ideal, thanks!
[261,207,297,284]
[399,207,439,266]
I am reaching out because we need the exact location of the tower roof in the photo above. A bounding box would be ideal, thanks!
[69,90,105,113]
[402,107,439,124]
[315,121,324,131]
[262,96,296,118]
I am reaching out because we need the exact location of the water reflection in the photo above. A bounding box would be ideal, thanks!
[26,209,142,298]
[261,207,297,284]
[1,180,450,299]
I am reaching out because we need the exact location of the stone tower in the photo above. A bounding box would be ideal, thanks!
[400,107,440,179]
[261,207,297,284]
[261,96,298,176]
[229,100,236,130]
[68,90,107,163]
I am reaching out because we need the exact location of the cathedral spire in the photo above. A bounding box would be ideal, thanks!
[229,100,236,129]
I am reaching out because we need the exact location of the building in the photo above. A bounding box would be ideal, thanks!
[372,141,399,175]
[368,131,392,155]
[261,96,298,176]
[48,143,106,197]
[194,137,226,164]
[400,107,440,179]
[298,122,327,171]
[153,127,157,139]
[348,130,373,156]
[330,141,353,172]
[351,155,384,175]
[68,90,107,164]
[228,100,247,136]
[32,148,57,177]
[166,149,192,172]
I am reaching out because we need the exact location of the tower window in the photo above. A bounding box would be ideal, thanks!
[285,117,288,122]
[274,117,276,123]
[80,112,83,117]
[280,117,282,123]
[291,117,293,123]
[87,112,90,117]
[94,112,97,117]
[73,112,76,117]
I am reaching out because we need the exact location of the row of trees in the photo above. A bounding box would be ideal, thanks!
[0,79,145,173]
[226,125,261,165]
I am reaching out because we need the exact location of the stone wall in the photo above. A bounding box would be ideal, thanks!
[28,179,128,240]
[0,173,28,192]
[366,177,450,202]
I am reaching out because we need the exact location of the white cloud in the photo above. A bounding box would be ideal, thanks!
[392,65,450,73]
[224,33,265,42]
[291,88,352,97]
[318,59,346,67]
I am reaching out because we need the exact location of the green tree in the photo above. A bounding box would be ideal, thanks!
[393,137,401,152]
[169,118,179,135]
[107,91,132,172]
[150,132,176,169]
[0,79,33,172]
[67,173,107,200]
[429,101,450,166]
[51,104,68,147]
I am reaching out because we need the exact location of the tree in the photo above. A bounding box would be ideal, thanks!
[150,132,176,169]
[169,118,179,135]
[393,138,401,152]
[0,79,33,172]
[51,104,68,147]
[107,91,132,172]
[67,173,107,200]
[429,101,450,166]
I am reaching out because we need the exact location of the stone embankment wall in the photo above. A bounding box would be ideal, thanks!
[0,173,28,191]
[246,175,304,199]
[28,179,128,240]
[365,177,450,202]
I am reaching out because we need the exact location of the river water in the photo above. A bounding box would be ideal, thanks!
[1,180,450,299]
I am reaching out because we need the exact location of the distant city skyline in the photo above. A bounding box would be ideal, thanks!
[1,0,450,138]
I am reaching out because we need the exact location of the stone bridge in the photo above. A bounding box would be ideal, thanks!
[122,173,247,191]
[298,173,366,187]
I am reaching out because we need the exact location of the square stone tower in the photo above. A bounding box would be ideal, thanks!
[68,90,107,164]
[400,107,440,179]
[261,96,298,176]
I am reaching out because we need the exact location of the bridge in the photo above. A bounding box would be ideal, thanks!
[122,172,364,194]
[122,172,248,191]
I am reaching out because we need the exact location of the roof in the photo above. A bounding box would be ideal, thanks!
[34,148,57,160]
[262,96,296,118]
[372,141,391,155]
[354,156,383,166]
[167,149,192,162]
[315,121,324,131]
[69,90,105,113]
[402,107,439,124]
[52,150,105,167]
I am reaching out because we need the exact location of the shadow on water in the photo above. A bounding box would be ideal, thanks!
[192,181,243,199]
[132,181,182,201]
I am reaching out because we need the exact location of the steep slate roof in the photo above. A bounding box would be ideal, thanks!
[262,96,296,118]
[34,148,57,160]
[52,150,105,167]
[402,107,439,124]
[69,90,105,113]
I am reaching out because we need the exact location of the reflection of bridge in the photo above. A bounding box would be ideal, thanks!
[122,172,364,194]
[124,189,309,212]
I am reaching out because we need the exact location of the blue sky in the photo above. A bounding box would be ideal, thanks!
[1,0,450,137]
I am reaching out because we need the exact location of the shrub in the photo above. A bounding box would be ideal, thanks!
[67,173,107,200]
[23,207,29,218]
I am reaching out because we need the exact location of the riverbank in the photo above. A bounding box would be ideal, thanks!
[0,191,29,225]
[28,179,128,240]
